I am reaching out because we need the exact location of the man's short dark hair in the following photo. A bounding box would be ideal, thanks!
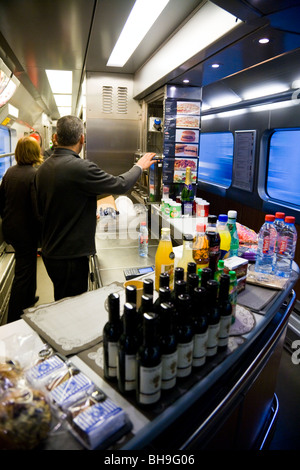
[56,115,84,146]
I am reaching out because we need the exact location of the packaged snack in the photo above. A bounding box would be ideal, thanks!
[49,371,94,409]
[67,391,130,449]
[26,353,68,388]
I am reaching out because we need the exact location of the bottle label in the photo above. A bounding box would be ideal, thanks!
[161,350,178,389]
[207,323,220,356]
[278,237,288,255]
[125,354,136,391]
[108,342,118,377]
[177,340,193,377]
[139,363,162,404]
[262,236,270,254]
[192,331,208,367]
[182,202,193,216]
[218,316,232,347]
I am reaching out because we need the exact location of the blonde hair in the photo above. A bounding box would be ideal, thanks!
[15,136,43,166]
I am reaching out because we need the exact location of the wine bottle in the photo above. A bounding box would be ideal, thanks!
[125,284,137,304]
[201,267,212,289]
[181,166,194,217]
[136,312,162,406]
[172,279,187,327]
[192,287,208,368]
[187,262,197,276]
[206,280,220,357]
[158,272,170,289]
[187,272,199,297]
[159,302,178,390]
[117,302,138,394]
[103,293,122,380]
[176,294,194,378]
[137,294,154,343]
[153,286,171,314]
[218,274,232,351]
[143,278,154,297]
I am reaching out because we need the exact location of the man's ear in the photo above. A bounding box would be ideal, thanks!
[80,134,85,144]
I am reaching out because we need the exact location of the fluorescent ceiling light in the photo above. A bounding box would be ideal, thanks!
[107,0,170,67]
[258,37,269,44]
[46,70,72,94]
[54,94,72,107]
[208,95,241,108]
[250,100,298,113]
[243,83,288,100]
[58,107,72,116]
[8,103,19,118]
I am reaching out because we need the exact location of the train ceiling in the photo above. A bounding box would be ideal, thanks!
[1,0,300,124]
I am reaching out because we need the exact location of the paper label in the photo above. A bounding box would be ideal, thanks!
[139,363,162,404]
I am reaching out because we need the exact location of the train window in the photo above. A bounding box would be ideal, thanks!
[267,129,300,207]
[0,126,11,180]
[198,132,234,187]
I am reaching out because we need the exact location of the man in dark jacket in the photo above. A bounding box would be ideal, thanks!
[34,115,155,301]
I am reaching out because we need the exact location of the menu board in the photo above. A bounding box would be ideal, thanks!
[232,130,256,192]
[163,99,201,184]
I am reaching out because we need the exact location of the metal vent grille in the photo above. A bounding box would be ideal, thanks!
[117,86,128,114]
[102,86,113,113]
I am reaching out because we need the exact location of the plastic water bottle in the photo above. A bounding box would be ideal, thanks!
[254,215,277,274]
[275,216,297,278]
[227,210,239,257]
[274,212,286,232]
[138,221,148,257]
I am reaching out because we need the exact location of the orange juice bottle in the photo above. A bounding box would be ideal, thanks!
[155,228,175,291]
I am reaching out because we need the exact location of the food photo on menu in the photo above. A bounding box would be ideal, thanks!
[176,101,201,115]
[173,158,197,183]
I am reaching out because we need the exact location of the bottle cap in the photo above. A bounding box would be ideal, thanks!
[228,210,237,219]
[208,215,217,224]
[218,214,228,223]
[275,212,285,219]
[196,223,206,232]
[141,221,146,226]
[183,233,194,241]
[285,216,295,224]
[265,214,275,222]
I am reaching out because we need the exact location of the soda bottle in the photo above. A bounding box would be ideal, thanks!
[218,274,232,350]
[214,259,224,283]
[229,270,237,323]
[275,216,298,278]
[205,215,221,274]
[138,221,148,257]
[217,214,231,259]
[155,228,175,291]
[227,210,239,257]
[254,215,277,274]
[193,223,209,269]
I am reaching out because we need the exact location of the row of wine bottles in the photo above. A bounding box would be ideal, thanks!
[103,266,233,406]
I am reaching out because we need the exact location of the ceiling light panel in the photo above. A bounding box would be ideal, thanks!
[107,0,170,67]
[54,94,72,107]
[46,70,72,94]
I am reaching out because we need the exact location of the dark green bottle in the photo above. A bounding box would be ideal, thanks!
[103,292,122,380]
[218,274,232,351]
[160,302,178,390]
[191,287,208,368]
[136,313,162,406]
[176,294,194,378]
[206,280,220,358]
[117,302,138,394]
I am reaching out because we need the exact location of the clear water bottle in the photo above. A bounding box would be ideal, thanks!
[227,210,239,257]
[274,212,286,232]
[275,216,297,278]
[255,215,277,274]
[138,221,148,257]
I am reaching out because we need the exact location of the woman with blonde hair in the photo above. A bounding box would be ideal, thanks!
[0,136,43,323]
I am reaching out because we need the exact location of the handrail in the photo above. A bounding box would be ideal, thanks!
[0,152,14,158]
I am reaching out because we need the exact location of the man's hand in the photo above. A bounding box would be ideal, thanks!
[136,152,157,171]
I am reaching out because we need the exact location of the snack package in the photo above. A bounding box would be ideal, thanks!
[0,358,52,450]
[26,353,68,389]
[67,391,131,450]
[48,370,95,409]
[236,222,258,245]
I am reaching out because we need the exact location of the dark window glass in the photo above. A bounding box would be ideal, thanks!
[267,129,300,206]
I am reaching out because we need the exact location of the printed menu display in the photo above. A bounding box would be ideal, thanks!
[163,99,201,184]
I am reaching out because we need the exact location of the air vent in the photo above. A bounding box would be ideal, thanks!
[102,86,113,113]
[117,86,128,114]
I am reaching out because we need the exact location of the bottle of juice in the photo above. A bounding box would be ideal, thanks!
[193,223,209,269]
[155,228,175,291]
[217,214,231,259]
[177,234,195,280]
